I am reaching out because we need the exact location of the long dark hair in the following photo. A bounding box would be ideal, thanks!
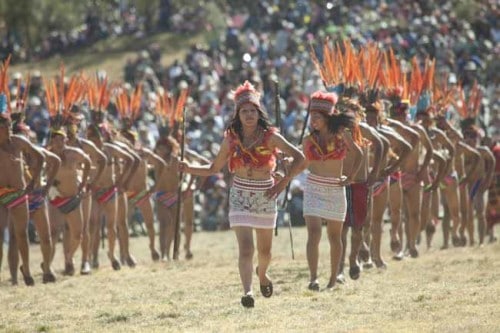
[312,111,356,135]
[228,105,273,141]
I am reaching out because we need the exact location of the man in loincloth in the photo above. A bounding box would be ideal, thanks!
[461,124,495,245]
[11,110,61,283]
[436,116,481,247]
[336,97,384,282]
[386,97,434,258]
[46,126,91,276]
[415,105,450,249]
[154,132,208,260]
[364,101,413,262]
[65,106,107,274]
[0,91,44,285]
[117,128,164,262]
[86,120,137,270]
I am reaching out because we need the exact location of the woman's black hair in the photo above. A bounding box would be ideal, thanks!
[228,104,273,141]
[312,111,356,135]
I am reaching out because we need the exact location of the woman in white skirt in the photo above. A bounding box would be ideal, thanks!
[302,91,362,291]
[179,81,305,307]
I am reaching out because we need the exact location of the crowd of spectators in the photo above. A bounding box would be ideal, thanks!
[4,0,500,231]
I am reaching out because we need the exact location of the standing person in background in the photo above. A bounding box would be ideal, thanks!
[302,91,362,291]
[178,81,305,308]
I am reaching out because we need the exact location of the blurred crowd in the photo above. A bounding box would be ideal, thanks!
[4,0,500,231]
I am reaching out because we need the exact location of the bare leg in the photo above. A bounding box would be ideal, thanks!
[233,226,254,295]
[326,220,344,289]
[89,199,101,268]
[80,195,92,274]
[475,191,487,245]
[255,228,273,289]
[62,206,83,275]
[138,200,159,261]
[403,185,422,258]
[371,187,389,267]
[10,203,33,285]
[389,181,404,258]
[31,204,56,282]
[459,184,470,245]
[103,198,120,270]
[8,220,19,284]
[157,204,168,260]
[117,194,135,267]
[305,216,322,286]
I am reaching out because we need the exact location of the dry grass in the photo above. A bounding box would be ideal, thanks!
[1,224,499,333]
[10,31,206,80]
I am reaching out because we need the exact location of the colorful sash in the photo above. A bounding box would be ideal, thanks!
[155,191,178,208]
[94,186,118,204]
[372,178,389,196]
[0,187,28,209]
[127,189,151,207]
[50,195,81,214]
[440,171,459,190]
[28,189,46,213]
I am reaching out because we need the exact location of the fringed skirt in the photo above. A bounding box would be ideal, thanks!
[229,176,276,229]
[303,173,346,222]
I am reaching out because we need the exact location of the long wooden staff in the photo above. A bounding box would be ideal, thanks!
[172,107,186,260]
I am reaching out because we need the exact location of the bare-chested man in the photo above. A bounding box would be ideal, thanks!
[415,108,449,248]
[362,101,413,267]
[86,122,136,270]
[11,116,60,283]
[117,129,165,261]
[461,125,496,245]
[0,105,44,285]
[65,112,107,274]
[337,99,383,282]
[154,134,207,260]
[47,128,91,276]
[387,99,434,258]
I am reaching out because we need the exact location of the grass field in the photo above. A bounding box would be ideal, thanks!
[0,223,499,333]
[10,31,206,80]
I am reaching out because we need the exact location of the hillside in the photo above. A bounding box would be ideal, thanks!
[10,31,206,80]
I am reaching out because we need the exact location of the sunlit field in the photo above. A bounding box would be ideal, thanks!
[1,222,499,332]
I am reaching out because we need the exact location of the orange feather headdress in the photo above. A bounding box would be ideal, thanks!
[155,87,189,137]
[44,64,86,134]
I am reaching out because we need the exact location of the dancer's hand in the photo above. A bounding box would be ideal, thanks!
[265,177,289,199]
[178,161,190,173]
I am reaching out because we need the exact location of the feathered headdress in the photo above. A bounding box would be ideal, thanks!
[452,81,482,133]
[0,55,12,121]
[87,74,112,125]
[44,64,86,136]
[358,43,382,112]
[233,80,261,111]
[412,56,436,118]
[115,83,142,133]
[155,87,189,138]
[310,38,362,97]
[380,48,410,117]
[432,77,456,117]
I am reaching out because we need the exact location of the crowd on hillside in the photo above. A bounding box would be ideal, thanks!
[4,0,500,231]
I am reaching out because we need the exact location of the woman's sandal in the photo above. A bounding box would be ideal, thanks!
[256,266,273,298]
[241,294,254,308]
[308,281,320,291]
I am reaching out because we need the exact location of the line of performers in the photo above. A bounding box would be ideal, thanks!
[0,41,497,311]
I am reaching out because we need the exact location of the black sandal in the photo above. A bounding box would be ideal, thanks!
[241,294,255,308]
[255,266,273,298]
[308,281,320,291]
